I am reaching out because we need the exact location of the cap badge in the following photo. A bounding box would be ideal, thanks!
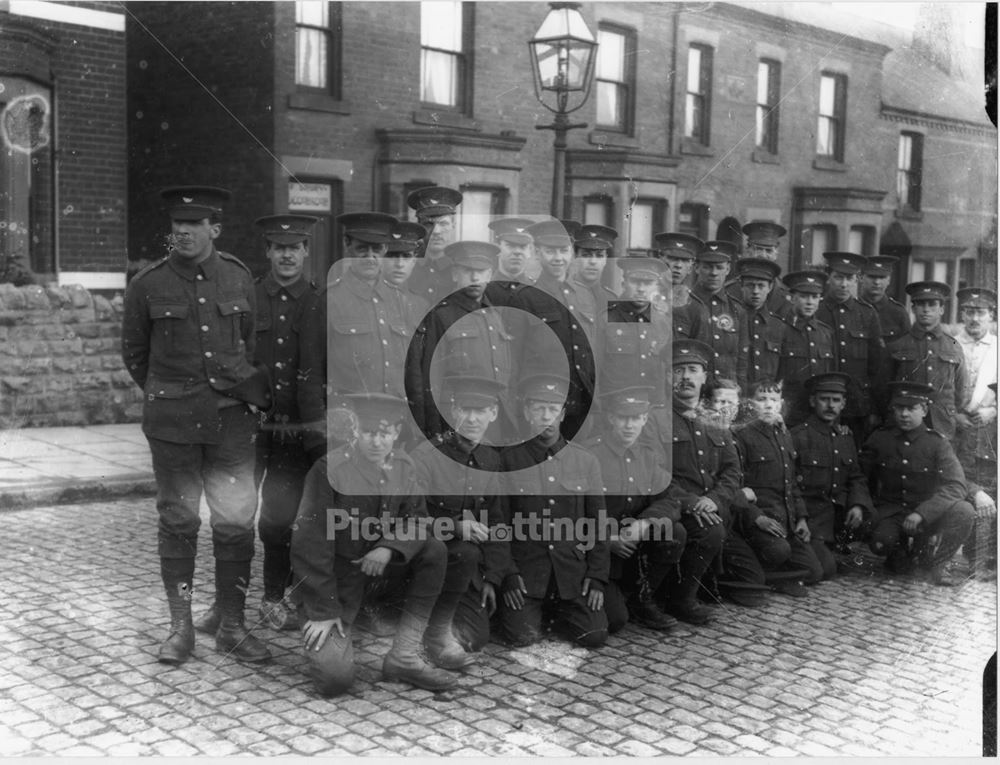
[182,196,194,203]
[280,224,290,230]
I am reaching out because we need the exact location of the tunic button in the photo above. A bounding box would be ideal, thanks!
[209,377,216,384]
[198,297,206,304]
[277,338,284,344]
[548,476,555,482]
[279,315,286,321]
[548,544,554,550]
[164,311,172,316]
[204,351,212,358]
[281,295,288,301]
[196,274,204,280]
[201,325,209,332]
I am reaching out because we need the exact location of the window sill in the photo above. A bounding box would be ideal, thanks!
[288,92,351,115]
[412,108,481,131]
[588,130,638,148]
[894,207,924,221]
[752,149,780,165]
[812,156,847,172]
[680,137,714,156]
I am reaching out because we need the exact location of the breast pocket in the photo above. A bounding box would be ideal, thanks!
[149,300,190,348]
[848,329,870,359]
[797,448,831,491]
[605,325,640,356]
[218,295,251,349]
[332,322,377,369]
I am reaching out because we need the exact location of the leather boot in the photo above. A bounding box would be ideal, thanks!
[423,590,477,670]
[214,559,271,663]
[383,609,459,691]
[158,559,195,665]
[193,601,220,635]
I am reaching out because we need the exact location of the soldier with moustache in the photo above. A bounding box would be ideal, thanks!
[297,212,403,464]
[816,252,885,445]
[122,186,272,665]
[886,281,967,440]
[859,255,910,345]
[507,220,599,440]
[791,372,875,579]
[738,257,785,388]
[777,271,835,427]
[572,224,619,313]
[602,256,672,408]
[484,217,535,307]
[690,241,748,387]
[194,213,319,636]
[860,381,974,585]
[586,386,681,633]
[410,376,511,656]
[407,186,463,307]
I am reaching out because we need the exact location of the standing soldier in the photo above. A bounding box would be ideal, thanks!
[572,224,619,313]
[498,373,610,648]
[602,256,672,407]
[690,241,748,387]
[817,251,885,443]
[508,220,599,440]
[651,231,705,339]
[741,220,792,319]
[122,186,271,665]
[297,211,401,462]
[778,271,835,427]
[860,255,910,345]
[886,281,967,440]
[738,257,785,387]
[791,372,875,579]
[407,186,463,306]
[861,382,974,585]
[484,217,535,307]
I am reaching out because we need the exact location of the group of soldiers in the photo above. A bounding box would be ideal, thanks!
[122,183,998,699]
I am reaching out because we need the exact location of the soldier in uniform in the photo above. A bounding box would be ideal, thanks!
[640,339,729,624]
[740,219,791,319]
[497,373,610,648]
[122,186,271,665]
[586,386,681,632]
[652,231,705,340]
[602,256,672,408]
[791,372,874,579]
[859,255,910,345]
[572,224,619,313]
[290,393,458,695]
[886,281,967,440]
[410,376,511,655]
[484,217,535,307]
[817,251,885,444]
[860,381,974,585]
[777,271,835,427]
[507,220,599,440]
[738,257,785,387]
[297,211,403,463]
[690,241,748,387]
[408,241,513,442]
[194,213,319,636]
[383,221,429,304]
[407,186,463,306]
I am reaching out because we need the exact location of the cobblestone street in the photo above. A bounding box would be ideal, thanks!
[0,498,995,757]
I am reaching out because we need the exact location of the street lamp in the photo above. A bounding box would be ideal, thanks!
[528,2,598,219]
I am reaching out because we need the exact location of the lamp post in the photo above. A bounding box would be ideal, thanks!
[528,2,598,219]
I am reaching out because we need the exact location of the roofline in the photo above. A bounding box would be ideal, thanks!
[880,103,996,136]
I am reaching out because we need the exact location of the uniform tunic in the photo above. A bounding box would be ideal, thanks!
[791,414,873,540]
[743,306,785,386]
[817,295,884,420]
[690,283,748,386]
[734,419,806,532]
[408,255,455,307]
[867,294,911,345]
[484,273,534,307]
[602,300,671,407]
[886,324,967,439]
[778,315,835,424]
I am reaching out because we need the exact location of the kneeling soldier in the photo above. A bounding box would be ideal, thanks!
[860,382,975,586]
[586,386,681,632]
[290,393,458,696]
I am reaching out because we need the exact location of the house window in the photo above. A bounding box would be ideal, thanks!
[420,1,472,112]
[457,185,507,241]
[897,132,923,211]
[595,25,635,133]
[678,202,708,241]
[755,59,780,154]
[848,225,876,256]
[816,72,846,160]
[584,196,613,226]
[295,2,342,97]
[809,224,838,266]
[684,45,713,145]
[958,258,976,292]
[628,199,666,250]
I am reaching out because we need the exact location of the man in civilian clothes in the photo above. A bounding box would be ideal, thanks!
[777,270,835,427]
[860,381,974,585]
[586,386,681,632]
[122,186,271,665]
[791,372,875,579]
[817,251,885,444]
[290,393,458,695]
[860,255,910,345]
[484,217,535,307]
[497,373,610,647]
[407,186,463,306]
[738,257,785,388]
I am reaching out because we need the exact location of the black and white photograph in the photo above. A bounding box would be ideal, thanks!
[0,0,996,757]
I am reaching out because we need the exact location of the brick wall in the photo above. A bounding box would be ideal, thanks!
[0,283,140,428]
